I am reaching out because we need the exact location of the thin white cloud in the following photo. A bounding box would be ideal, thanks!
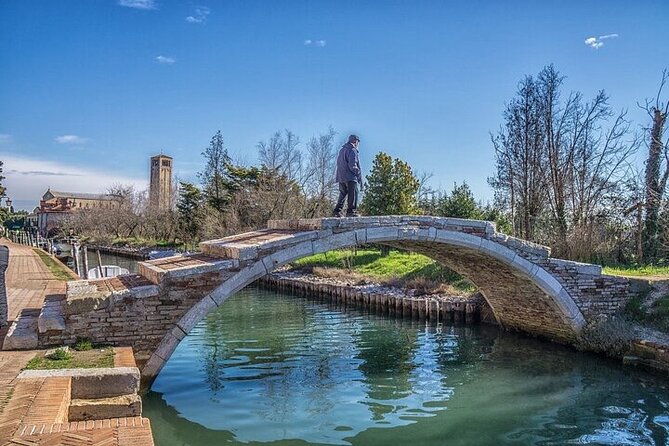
[304,39,326,47]
[599,33,619,40]
[584,33,618,49]
[118,0,156,10]
[155,55,176,64]
[0,134,12,144]
[0,153,147,205]
[55,135,88,145]
[186,6,210,24]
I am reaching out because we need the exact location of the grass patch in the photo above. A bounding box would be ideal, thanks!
[73,337,94,351]
[292,248,475,293]
[25,347,114,370]
[32,248,73,281]
[603,264,669,278]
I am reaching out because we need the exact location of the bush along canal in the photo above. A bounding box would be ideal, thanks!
[144,287,669,446]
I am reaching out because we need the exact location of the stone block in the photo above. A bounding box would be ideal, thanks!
[548,258,602,276]
[434,229,482,250]
[38,299,66,333]
[137,261,166,285]
[479,238,517,264]
[18,367,140,399]
[2,314,38,350]
[132,284,160,299]
[312,231,356,254]
[209,261,267,306]
[69,394,142,421]
[365,226,399,242]
[172,296,211,332]
[262,240,314,273]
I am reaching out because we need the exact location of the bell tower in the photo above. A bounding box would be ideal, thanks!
[149,154,173,210]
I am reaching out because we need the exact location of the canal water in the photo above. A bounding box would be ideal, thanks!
[62,251,140,275]
[143,287,669,446]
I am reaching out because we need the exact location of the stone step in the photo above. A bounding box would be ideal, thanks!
[18,366,141,399]
[2,311,38,350]
[69,394,142,421]
[38,296,66,334]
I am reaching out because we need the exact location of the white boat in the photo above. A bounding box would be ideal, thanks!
[87,265,130,279]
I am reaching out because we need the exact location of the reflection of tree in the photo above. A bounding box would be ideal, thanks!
[356,318,418,420]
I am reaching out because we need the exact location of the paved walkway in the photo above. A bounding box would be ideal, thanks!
[3,240,68,322]
[0,242,155,445]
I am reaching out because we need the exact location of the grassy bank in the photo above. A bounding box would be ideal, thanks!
[291,249,474,293]
[32,248,75,281]
[603,264,669,278]
[25,347,114,370]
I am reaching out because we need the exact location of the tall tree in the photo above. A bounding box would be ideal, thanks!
[198,131,234,212]
[491,65,637,259]
[641,69,669,262]
[304,127,337,217]
[362,152,420,216]
[177,182,203,248]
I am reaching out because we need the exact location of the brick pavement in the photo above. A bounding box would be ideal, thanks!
[3,241,68,322]
[0,242,154,445]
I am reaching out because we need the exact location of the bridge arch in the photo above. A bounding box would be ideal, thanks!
[141,220,586,380]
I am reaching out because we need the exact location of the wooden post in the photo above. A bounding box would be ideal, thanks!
[82,246,89,279]
[72,243,80,278]
[97,250,104,278]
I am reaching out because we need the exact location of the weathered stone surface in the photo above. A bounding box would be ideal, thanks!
[38,298,66,333]
[69,394,142,421]
[3,313,38,349]
[18,367,140,398]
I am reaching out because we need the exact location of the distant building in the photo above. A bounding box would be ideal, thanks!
[149,154,173,211]
[37,189,120,237]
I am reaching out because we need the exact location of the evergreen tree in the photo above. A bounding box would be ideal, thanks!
[198,131,234,212]
[437,182,480,219]
[177,182,203,247]
[362,152,420,216]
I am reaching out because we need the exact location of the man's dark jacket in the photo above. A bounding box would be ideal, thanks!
[335,142,362,184]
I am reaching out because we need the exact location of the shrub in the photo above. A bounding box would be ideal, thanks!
[49,348,71,361]
[73,338,93,351]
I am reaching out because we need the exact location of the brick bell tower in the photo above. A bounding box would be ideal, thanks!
[149,154,173,211]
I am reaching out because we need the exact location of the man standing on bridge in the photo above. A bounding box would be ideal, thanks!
[333,134,363,217]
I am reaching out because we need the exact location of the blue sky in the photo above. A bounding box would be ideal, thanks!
[1,0,668,211]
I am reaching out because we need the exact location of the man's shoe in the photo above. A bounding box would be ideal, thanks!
[332,212,343,218]
[345,212,361,218]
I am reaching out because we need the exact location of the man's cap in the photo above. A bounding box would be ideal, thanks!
[348,134,360,143]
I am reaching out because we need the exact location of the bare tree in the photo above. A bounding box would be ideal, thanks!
[641,69,669,261]
[303,127,338,217]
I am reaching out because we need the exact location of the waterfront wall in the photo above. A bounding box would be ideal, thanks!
[258,273,491,324]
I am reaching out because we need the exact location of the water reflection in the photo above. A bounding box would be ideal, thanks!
[145,287,669,446]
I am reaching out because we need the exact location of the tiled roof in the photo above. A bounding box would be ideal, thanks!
[47,190,117,200]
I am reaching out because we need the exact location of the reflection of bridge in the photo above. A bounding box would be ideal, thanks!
[13,216,642,382]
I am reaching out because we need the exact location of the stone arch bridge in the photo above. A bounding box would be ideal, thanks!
[26,217,641,382]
